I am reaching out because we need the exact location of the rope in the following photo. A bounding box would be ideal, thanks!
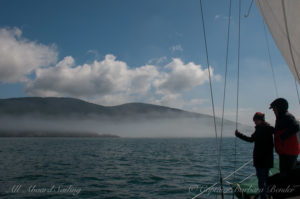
[234,0,241,180]
[219,0,232,197]
[199,0,223,198]
[235,0,241,139]
[281,0,300,104]
[220,0,232,149]
[262,21,279,97]
[233,1,241,198]
[244,0,254,18]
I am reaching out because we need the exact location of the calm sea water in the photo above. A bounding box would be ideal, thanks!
[0,137,254,199]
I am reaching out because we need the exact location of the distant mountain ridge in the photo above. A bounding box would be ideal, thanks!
[0,97,250,137]
[0,97,211,120]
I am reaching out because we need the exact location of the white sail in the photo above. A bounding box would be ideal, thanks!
[255,0,300,84]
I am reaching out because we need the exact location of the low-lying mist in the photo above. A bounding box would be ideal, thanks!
[0,114,253,137]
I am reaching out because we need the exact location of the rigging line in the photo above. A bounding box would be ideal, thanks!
[199,1,224,199]
[235,0,241,137]
[282,0,300,104]
[233,0,241,195]
[244,0,254,18]
[219,0,232,191]
[262,20,279,97]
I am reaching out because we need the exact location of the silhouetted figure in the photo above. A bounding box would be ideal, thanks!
[235,112,274,199]
[267,98,300,199]
[269,98,300,175]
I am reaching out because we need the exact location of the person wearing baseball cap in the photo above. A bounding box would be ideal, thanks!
[235,112,274,199]
[269,98,300,175]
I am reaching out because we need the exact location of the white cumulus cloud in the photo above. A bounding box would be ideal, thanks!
[154,58,219,94]
[25,54,220,107]
[25,54,160,99]
[25,55,220,104]
[0,27,57,83]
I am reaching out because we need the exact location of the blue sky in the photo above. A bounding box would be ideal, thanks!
[0,0,299,125]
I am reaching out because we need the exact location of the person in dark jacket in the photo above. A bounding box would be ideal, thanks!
[269,98,300,175]
[235,112,274,199]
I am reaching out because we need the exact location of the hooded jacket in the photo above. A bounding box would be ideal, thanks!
[274,111,300,155]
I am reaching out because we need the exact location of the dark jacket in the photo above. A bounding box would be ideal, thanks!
[274,111,300,155]
[236,122,274,168]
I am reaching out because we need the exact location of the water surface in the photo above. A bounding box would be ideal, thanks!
[0,137,254,198]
